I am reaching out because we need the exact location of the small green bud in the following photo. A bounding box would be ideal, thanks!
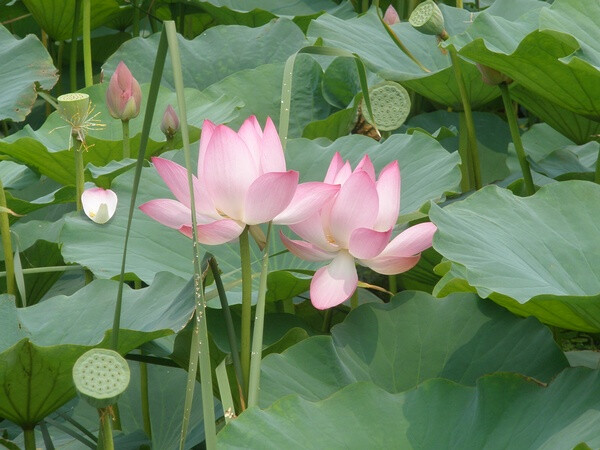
[409,1,446,37]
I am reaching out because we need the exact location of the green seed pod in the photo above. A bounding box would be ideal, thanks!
[57,93,91,128]
[361,81,411,132]
[409,0,446,36]
[72,348,130,409]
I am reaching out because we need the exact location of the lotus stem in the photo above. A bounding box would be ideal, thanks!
[140,354,152,438]
[239,226,252,395]
[247,223,273,408]
[74,146,85,210]
[449,47,482,190]
[98,409,114,450]
[121,120,130,159]
[82,0,93,87]
[388,275,397,294]
[70,0,82,92]
[132,0,140,37]
[23,427,36,450]
[499,83,535,195]
[350,290,359,310]
[456,0,463,8]
[321,308,333,333]
[0,180,15,298]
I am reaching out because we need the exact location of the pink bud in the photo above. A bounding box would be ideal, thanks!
[383,5,400,25]
[160,105,180,138]
[106,61,142,121]
[476,63,512,86]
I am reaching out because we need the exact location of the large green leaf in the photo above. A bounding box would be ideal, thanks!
[104,20,308,91]
[286,132,461,214]
[0,83,241,186]
[218,369,600,449]
[257,291,567,407]
[22,0,121,41]
[0,24,58,122]
[0,272,193,426]
[431,181,600,331]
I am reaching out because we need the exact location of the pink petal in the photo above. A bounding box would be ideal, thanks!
[333,161,352,185]
[374,161,400,231]
[280,232,337,262]
[360,254,421,275]
[324,152,344,184]
[383,5,400,25]
[81,187,118,224]
[180,219,245,245]
[198,120,216,177]
[354,154,376,181]
[328,171,379,247]
[243,171,299,225]
[348,227,392,260]
[290,211,338,252]
[139,198,191,229]
[273,182,340,225]
[379,222,437,257]
[238,115,262,170]
[259,117,286,173]
[310,251,358,310]
[203,124,259,220]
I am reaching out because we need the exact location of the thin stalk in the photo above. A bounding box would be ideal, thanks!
[74,146,85,210]
[449,48,482,190]
[56,41,64,97]
[388,275,397,294]
[282,298,295,314]
[361,0,369,13]
[321,309,333,333]
[1,120,9,137]
[39,421,55,450]
[456,0,463,8]
[208,256,245,407]
[82,0,93,87]
[70,0,82,92]
[165,21,216,450]
[0,180,15,297]
[121,120,130,159]
[178,3,185,35]
[247,223,273,408]
[350,290,359,310]
[499,83,535,195]
[132,0,140,37]
[23,428,36,450]
[458,112,473,191]
[140,354,152,438]
[99,410,114,450]
[239,226,252,395]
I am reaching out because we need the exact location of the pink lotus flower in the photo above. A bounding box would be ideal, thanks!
[82,187,118,224]
[106,61,142,121]
[280,152,437,310]
[383,5,400,25]
[140,116,339,244]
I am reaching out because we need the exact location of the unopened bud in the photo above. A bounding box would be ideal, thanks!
[160,105,180,138]
[105,61,142,121]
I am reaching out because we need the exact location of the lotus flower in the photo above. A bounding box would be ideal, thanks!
[106,61,142,121]
[160,104,180,138]
[82,187,118,224]
[383,5,400,25]
[140,116,339,244]
[280,153,437,309]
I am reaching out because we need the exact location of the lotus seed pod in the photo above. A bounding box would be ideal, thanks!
[73,348,130,409]
[361,81,411,132]
[476,63,512,86]
[57,93,91,128]
[409,0,446,36]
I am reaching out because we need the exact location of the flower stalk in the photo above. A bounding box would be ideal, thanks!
[121,120,130,159]
[0,179,15,298]
[239,226,253,395]
[82,0,92,87]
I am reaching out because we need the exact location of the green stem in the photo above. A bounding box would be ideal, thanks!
[121,120,130,159]
[321,309,333,333]
[56,41,64,97]
[449,48,482,190]
[70,0,82,92]
[458,112,474,191]
[132,0,140,37]
[361,0,369,13]
[0,264,82,277]
[456,0,463,8]
[23,427,36,450]
[247,223,273,408]
[282,298,295,314]
[350,290,359,310]
[98,409,114,450]
[140,353,152,438]
[239,226,252,395]
[0,180,15,298]
[82,0,93,87]
[388,275,397,294]
[1,120,9,137]
[74,146,85,211]
[208,256,245,407]
[499,83,535,195]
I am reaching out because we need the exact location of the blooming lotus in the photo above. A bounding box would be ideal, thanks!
[280,152,437,309]
[140,116,339,244]
[106,61,142,121]
[82,187,118,224]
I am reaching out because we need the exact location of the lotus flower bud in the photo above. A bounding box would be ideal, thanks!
[160,105,180,138]
[383,5,400,25]
[57,93,90,128]
[81,187,118,224]
[105,61,142,121]
[409,0,446,37]
[476,63,512,86]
